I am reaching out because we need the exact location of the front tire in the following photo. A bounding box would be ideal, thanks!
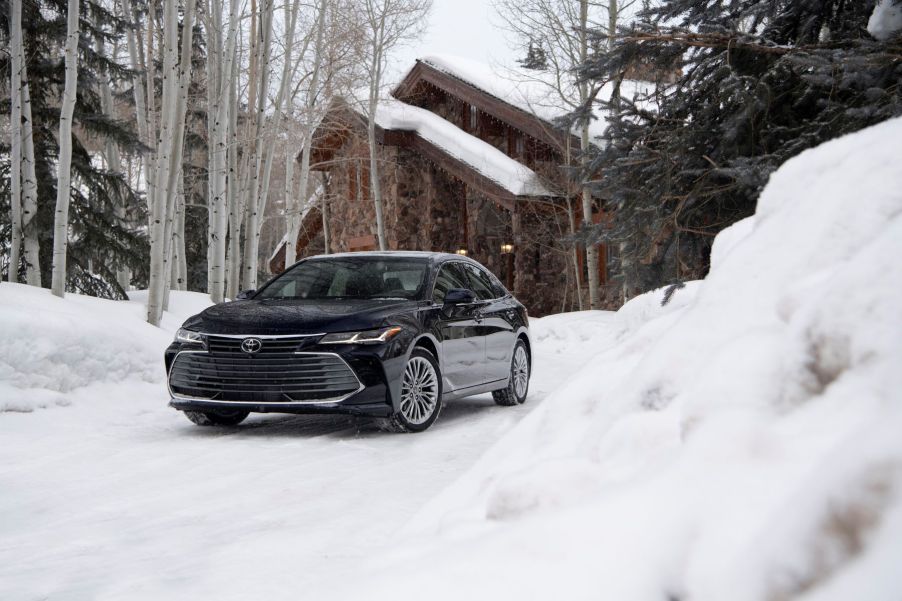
[183,409,250,427]
[379,348,442,433]
[493,339,530,406]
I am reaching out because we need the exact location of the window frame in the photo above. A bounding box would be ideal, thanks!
[430,261,472,304]
[430,260,506,304]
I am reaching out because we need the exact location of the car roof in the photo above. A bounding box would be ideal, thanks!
[304,250,472,266]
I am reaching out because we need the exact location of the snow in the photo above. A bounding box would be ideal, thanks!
[304,117,902,601]
[2,116,900,599]
[417,54,656,143]
[869,0,902,41]
[372,98,554,196]
[0,283,604,600]
[0,285,210,413]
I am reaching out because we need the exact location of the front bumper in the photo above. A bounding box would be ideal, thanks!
[169,396,394,417]
[165,334,406,417]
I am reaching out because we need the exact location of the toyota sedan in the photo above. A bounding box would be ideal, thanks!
[165,251,531,432]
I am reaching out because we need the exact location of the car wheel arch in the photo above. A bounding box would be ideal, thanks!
[384,334,443,413]
[409,333,441,365]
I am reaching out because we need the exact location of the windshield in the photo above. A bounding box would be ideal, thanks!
[256,256,429,301]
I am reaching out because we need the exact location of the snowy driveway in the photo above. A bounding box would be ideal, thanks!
[0,313,607,601]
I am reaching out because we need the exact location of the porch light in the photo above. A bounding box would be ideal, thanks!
[455,248,468,256]
[500,243,514,254]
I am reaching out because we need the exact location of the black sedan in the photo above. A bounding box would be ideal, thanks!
[165,251,532,432]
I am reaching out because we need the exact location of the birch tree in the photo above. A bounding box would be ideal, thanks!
[356,0,432,251]
[50,0,81,297]
[120,0,154,220]
[19,65,41,287]
[493,0,634,309]
[146,0,197,325]
[238,0,275,290]
[287,0,329,266]
[8,0,24,282]
[240,0,307,290]
[205,0,242,303]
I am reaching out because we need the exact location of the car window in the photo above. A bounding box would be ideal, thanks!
[256,257,429,300]
[489,274,508,298]
[432,262,470,303]
[463,263,497,300]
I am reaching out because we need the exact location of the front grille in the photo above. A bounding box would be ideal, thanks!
[169,336,361,403]
[205,336,307,357]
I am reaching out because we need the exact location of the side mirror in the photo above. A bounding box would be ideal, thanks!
[443,288,476,306]
[235,289,256,300]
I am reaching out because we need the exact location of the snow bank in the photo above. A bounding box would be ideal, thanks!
[373,99,553,196]
[0,285,210,412]
[314,118,902,601]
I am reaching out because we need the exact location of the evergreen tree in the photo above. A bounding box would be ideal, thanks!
[576,0,902,298]
[518,39,548,70]
[1,0,149,298]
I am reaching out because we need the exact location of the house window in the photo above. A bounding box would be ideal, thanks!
[469,105,478,131]
[515,134,525,157]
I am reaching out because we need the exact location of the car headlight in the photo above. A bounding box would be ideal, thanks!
[319,326,402,345]
[175,328,204,345]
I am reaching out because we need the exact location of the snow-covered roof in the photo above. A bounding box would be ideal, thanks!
[369,98,554,197]
[415,54,656,144]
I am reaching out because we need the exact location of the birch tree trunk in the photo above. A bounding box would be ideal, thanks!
[241,0,274,290]
[245,0,301,286]
[50,0,81,297]
[366,20,388,251]
[229,0,260,296]
[145,0,179,324]
[359,0,431,251]
[8,0,24,282]
[121,0,154,233]
[321,173,331,254]
[205,0,222,300]
[20,62,40,286]
[225,47,242,300]
[578,0,600,310]
[284,153,296,266]
[170,178,187,291]
[207,0,240,302]
[97,36,131,290]
[146,0,196,325]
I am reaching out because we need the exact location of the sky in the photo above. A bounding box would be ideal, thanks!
[388,0,519,83]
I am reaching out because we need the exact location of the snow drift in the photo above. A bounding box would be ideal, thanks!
[314,118,902,600]
[0,286,210,412]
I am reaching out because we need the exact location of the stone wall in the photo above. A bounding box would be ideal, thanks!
[313,131,577,316]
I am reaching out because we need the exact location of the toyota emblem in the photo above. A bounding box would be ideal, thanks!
[240,337,263,354]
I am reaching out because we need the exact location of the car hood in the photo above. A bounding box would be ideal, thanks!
[183,298,421,336]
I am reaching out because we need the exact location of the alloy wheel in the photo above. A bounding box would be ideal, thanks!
[400,356,439,425]
[513,345,529,400]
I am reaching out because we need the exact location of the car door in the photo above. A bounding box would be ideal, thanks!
[432,262,487,391]
[461,262,517,384]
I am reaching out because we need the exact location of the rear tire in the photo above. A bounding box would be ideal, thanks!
[379,347,442,433]
[493,339,530,406]
[183,409,250,427]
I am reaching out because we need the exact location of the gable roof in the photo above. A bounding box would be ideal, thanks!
[394,54,657,150]
[372,99,554,197]
[309,97,557,202]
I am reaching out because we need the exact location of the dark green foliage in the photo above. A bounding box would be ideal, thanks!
[576,0,902,298]
[1,0,149,298]
[518,39,549,71]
